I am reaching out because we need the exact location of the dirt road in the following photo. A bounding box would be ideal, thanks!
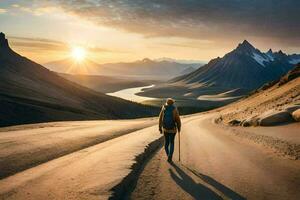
[0,119,156,179]
[131,114,300,200]
[0,114,299,200]
[0,124,161,200]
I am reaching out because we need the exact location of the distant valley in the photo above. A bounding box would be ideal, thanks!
[58,73,160,93]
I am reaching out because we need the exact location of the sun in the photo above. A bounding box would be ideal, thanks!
[71,46,86,62]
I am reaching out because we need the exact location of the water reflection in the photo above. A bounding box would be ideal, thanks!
[107,85,157,103]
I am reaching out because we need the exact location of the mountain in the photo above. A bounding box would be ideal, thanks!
[288,53,300,64]
[45,57,201,79]
[172,40,295,90]
[139,40,298,103]
[44,58,102,75]
[154,57,206,64]
[0,32,158,127]
[179,66,198,75]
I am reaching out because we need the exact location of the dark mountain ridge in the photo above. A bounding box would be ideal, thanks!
[0,32,158,127]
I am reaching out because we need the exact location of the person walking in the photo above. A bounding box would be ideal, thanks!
[159,98,181,163]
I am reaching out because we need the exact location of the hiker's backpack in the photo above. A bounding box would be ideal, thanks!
[162,105,176,129]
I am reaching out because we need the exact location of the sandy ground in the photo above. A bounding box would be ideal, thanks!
[0,119,156,178]
[0,124,161,200]
[131,114,300,200]
[131,149,225,200]
[230,123,300,143]
[220,77,300,124]
[0,112,299,199]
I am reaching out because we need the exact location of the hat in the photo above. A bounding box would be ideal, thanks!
[166,98,175,105]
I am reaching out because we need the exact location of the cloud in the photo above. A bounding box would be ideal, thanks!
[11,4,20,8]
[8,36,67,52]
[10,41,67,52]
[10,36,64,44]
[0,8,7,14]
[3,1,63,16]
[8,35,127,53]
[14,5,60,16]
[88,46,129,54]
[41,0,300,45]
[159,39,215,49]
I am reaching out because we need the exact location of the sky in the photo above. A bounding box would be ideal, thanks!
[0,0,299,64]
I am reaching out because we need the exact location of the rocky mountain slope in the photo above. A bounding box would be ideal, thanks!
[217,64,300,126]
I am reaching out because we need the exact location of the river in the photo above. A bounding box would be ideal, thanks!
[106,85,157,103]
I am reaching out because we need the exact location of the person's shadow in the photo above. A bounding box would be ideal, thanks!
[169,163,246,200]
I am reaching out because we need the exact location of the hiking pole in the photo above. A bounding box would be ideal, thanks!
[178,131,181,162]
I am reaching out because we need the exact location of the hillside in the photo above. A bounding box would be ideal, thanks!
[218,64,300,126]
[0,33,158,127]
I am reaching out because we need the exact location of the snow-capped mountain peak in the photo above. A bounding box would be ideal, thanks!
[288,54,300,64]
[170,40,297,98]
[235,40,272,67]
[233,40,272,67]
[265,49,274,61]
[229,40,300,68]
[235,40,256,54]
[266,49,273,55]
[252,52,271,67]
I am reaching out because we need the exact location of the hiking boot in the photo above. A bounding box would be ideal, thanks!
[167,156,172,163]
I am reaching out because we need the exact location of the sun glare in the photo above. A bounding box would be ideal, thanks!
[71,46,86,62]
